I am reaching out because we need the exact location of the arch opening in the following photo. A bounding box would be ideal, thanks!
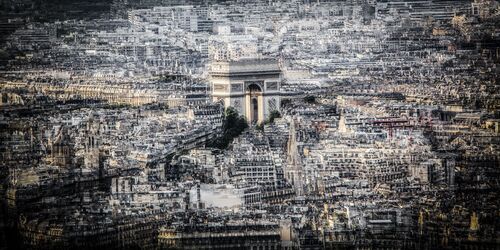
[247,83,262,93]
[246,83,262,124]
[251,98,258,124]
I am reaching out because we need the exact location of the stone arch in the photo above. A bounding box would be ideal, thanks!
[246,83,263,124]
[251,97,259,123]
[246,83,263,93]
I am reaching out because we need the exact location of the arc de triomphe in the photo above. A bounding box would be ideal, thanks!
[210,58,281,124]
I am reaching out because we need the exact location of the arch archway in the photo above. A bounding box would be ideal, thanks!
[251,98,258,124]
[245,83,263,124]
[247,83,263,93]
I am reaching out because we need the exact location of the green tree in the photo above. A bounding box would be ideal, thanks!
[281,99,292,108]
[304,95,316,104]
[255,123,264,131]
[265,110,282,124]
[207,107,248,149]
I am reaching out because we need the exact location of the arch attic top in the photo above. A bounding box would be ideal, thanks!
[209,58,281,77]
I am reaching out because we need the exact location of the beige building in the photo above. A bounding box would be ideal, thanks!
[210,58,281,124]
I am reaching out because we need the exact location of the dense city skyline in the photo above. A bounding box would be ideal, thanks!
[0,0,499,249]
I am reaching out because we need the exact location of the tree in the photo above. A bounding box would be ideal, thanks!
[265,110,282,124]
[255,123,264,131]
[281,98,292,108]
[207,107,248,149]
[304,95,316,104]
